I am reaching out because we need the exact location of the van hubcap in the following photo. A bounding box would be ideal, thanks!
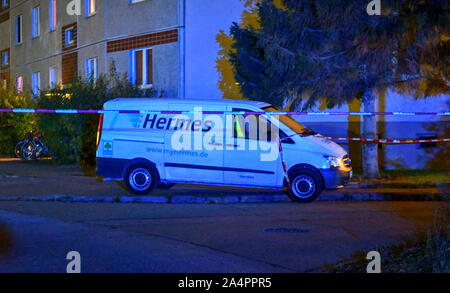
[129,168,152,191]
[292,175,315,198]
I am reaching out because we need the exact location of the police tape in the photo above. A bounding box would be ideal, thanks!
[325,137,450,144]
[278,142,292,189]
[2,108,448,144]
[277,135,449,188]
[0,108,449,116]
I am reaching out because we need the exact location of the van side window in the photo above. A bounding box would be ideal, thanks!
[233,114,246,139]
[232,108,254,140]
[232,108,291,142]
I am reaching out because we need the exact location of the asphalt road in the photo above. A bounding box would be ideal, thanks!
[0,201,443,273]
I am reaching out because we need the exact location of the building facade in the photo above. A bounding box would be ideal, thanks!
[0,0,245,98]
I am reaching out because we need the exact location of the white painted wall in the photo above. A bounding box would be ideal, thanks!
[184,0,245,99]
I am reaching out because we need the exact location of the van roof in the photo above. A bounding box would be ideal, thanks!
[104,98,272,109]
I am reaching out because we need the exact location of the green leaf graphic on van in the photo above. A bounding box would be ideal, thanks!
[104,142,112,149]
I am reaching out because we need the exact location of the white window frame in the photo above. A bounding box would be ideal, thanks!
[85,0,96,17]
[65,28,74,45]
[49,0,56,32]
[15,15,23,45]
[32,72,41,96]
[1,51,8,67]
[130,47,153,89]
[32,6,40,38]
[86,57,98,81]
[16,75,23,93]
[49,67,57,89]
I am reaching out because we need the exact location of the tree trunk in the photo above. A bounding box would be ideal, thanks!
[362,89,380,179]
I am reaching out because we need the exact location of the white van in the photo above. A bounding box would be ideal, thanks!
[96,98,352,203]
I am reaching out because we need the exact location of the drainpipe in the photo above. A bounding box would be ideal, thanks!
[178,0,186,99]
[104,0,108,75]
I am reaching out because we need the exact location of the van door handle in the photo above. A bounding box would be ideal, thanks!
[226,144,240,148]
[208,142,223,147]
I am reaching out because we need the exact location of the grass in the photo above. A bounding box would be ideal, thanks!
[352,169,450,187]
[320,203,450,273]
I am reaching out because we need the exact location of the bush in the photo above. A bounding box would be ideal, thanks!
[37,62,158,169]
[0,88,36,157]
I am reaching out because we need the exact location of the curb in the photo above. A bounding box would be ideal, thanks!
[0,192,446,204]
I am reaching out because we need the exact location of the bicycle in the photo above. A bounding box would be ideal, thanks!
[15,132,49,160]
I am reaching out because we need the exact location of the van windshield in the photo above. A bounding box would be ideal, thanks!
[262,106,316,136]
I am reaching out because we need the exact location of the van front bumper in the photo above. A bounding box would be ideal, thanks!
[320,168,352,190]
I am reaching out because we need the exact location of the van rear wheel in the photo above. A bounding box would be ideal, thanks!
[124,164,157,195]
[285,169,323,203]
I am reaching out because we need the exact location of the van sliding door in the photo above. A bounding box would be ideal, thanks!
[163,103,225,185]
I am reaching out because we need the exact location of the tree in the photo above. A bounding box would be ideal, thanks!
[0,87,35,157]
[216,0,284,100]
[229,0,449,178]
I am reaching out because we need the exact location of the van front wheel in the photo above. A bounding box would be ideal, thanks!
[124,164,157,195]
[285,169,323,203]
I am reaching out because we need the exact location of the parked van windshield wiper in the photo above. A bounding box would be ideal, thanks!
[301,128,317,136]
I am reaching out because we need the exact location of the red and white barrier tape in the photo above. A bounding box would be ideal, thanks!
[2,108,448,144]
[277,134,449,188]
[278,141,292,189]
[0,108,449,116]
[326,137,450,144]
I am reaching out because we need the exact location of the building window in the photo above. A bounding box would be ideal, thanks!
[16,76,23,93]
[86,57,98,80]
[131,48,153,88]
[85,0,96,17]
[32,72,41,96]
[1,0,8,9]
[65,29,74,45]
[49,0,56,31]
[32,6,40,38]
[1,50,8,67]
[15,15,22,45]
[62,23,77,51]
[49,67,56,89]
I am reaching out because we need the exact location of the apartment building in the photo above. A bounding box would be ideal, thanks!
[0,0,245,98]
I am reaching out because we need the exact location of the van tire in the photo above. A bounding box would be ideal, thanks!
[285,169,323,203]
[124,164,157,195]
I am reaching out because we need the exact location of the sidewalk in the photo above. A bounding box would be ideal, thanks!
[0,159,447,204]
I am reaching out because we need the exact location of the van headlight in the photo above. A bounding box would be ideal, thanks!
[325,156,345,169]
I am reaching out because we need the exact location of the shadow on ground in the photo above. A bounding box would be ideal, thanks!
[0,223,13,256]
